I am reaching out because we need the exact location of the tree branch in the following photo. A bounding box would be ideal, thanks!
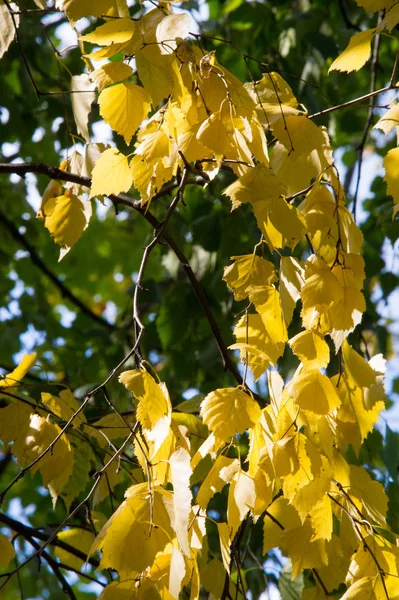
[0,161,243,388]
[0,511,99,567]
[0,209,116,331]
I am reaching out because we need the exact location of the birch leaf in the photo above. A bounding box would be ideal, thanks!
[290,370,341,415]
[169,447,192,556]
[91,61,133,91]
[99,82,151,145]
[223,254,277,301]
[71,74,96,143]
[90,148,133,198]
[43,191,91,257]
[0,533,15,569]
[329,29,375,73]
[41,389,86,427]
[289,330,330,370]
[0,0,19,59]
[156,13,191,54]
[200,387,261,444]
[80,18,136,45]
[383,146,399,206]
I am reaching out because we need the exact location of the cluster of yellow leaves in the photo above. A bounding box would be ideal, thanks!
[1,1,398,598]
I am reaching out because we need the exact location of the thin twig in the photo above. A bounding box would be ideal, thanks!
[0,330,144,504]
[0,161,245,389]
[0,428,137,591]
[0,209,115,331]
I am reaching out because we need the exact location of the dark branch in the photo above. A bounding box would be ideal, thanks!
[0,511,99,567]
[0,209,115,331]
[0,161,244,389]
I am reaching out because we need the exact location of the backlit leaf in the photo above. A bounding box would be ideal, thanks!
[99,82,151,145]
[90,148,133,198]
[329,29,375,73]
[0,353,36,388]
[200,387,261,444]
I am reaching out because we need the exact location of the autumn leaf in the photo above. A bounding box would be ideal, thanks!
[329,29,375,73]
[99,82,151,145]
[90,148,133,197]
[200,387,261,443]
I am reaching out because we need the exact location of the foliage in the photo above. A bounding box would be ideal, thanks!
[0,0,399,599]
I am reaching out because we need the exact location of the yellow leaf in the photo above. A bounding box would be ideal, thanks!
[309,494,333,541]
[196,455,240,509]
[80,17,136,45]
[169,447,192,556]
[340,578,375,600]
[200,387,261,444]
[93,461,123,507]
[130,153,174,206]
[41,389,86,427]
[279,256,304,326]
[374,103,399,135]
[349,465,388,524]
[169,546,186,598]
[245,72,301,126]
[43,192,91,256]
[98,580,137,600]
[91,483,174,578]
[99,82,150,145]
[56,0,118,23]
[355,0,395,12]
[71,74,95,143]
[290,370,341,415]
[248,285,288,345]
[378,3,399,32]
[119,370,171,454]
[155,13,191,54]
[55,528,95,570]
[335,373,384,454]
[289,330,330,370]
[200,557,230,599]
[13,414,74,506]
[383,146,399,206]
[90,148,133,198]
[197,111,234,158]
[136,50,175,107]
[329,29,375,73]
[85,42,127,61]
[0,401,32,446]
[91,61,133,91]
[0,532,14,569]
[0,0,19,59]
[272,115,328,157]
[0,353,36,388]
[223,254,276,301]
[302,255,343,308]
[284,519,328,578]
[342,340,376,388]
[231,313,285,380]
[263,498,301,554]
[89,412,133,443]
[228,470,256,538]
[217,523,231,573]
[223,165,306,249]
